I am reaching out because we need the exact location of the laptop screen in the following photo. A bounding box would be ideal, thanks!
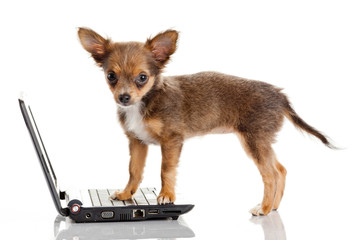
[19,97,68,216]
[28,106,58,187]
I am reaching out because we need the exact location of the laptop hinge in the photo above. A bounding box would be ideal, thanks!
[59,190,66,200]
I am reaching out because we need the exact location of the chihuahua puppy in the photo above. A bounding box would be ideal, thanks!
[78,28,334,216]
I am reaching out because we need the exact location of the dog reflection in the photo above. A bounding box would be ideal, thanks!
[250,211,286,240]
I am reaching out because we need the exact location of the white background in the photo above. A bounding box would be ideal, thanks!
[1,0,359,239]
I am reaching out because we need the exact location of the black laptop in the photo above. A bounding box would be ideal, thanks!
[19,96,194,223]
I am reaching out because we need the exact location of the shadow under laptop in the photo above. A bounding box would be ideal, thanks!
[250,211,287,240]
[54,215,195,240]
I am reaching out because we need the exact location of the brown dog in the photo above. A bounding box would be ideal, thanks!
[78,28,334,216]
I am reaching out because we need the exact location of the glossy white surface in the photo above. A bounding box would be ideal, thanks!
[1,0,359,239]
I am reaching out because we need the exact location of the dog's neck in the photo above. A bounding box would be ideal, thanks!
[116,75,165,145]
[117,101,159,145]
[141,75,165,108]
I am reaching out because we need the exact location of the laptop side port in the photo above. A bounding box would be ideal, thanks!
[148,209,159,214]
[101,211,114,219]
[163,210,182,214]
[133,209,145,218]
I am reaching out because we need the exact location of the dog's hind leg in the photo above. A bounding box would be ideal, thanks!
[237,133,280,216]
[273,159,287,211]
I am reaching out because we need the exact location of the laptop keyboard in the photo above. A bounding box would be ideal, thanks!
[88,188,158,207]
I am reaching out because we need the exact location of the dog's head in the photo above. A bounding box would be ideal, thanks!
[78,28,178,108]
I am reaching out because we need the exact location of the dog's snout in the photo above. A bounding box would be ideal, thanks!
[119,94,131,105]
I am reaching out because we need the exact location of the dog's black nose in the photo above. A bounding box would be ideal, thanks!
[119,94,131,104]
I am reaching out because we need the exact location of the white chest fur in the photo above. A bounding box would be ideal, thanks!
[119,103,158,145]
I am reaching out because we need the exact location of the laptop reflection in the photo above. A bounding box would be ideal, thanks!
[54,215,195,240]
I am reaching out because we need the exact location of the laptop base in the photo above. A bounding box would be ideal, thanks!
[68,204,194,223]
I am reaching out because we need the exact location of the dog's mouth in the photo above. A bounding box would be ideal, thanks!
[117,103,133,109]
[116,100,143,111]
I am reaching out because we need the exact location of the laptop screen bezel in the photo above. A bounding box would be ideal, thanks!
[19,98,68,216]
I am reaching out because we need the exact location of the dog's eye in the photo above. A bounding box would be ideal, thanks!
[139,73,148,83]
[107,71,118,84]
[135,73,148,88]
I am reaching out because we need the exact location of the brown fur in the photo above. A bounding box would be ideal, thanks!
[78,27,335,215]
[118,136,148,199]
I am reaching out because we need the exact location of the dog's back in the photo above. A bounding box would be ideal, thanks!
[144,71,287,142]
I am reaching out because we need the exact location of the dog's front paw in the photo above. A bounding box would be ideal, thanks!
[157,191,175,205]
[109,190,132,201]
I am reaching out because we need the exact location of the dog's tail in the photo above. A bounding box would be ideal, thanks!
[283,98,337,149]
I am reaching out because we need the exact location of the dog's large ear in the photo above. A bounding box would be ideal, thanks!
[78,28,111,66]
[145,30,178,68]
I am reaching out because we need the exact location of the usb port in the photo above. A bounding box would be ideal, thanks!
[148,209,159,214]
